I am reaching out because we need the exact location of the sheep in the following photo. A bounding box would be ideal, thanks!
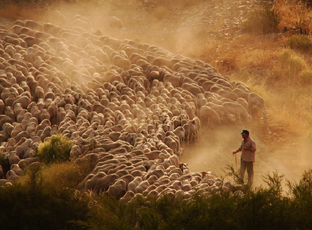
[199,105,221,128]
[248,92,267,118]
[206,102,236,124]
[0,18,266,202]
[109,16,126,32]
[223,101,252,124]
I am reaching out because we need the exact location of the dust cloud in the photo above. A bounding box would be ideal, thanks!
[39,1,218,56]
[33,2,312,186]
[1,0,311,189]
[181,124,312,189]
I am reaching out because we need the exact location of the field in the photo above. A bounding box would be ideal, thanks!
[1,0,311,187]
[1,0,312,229]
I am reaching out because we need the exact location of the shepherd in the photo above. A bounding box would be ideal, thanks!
[232,130,257,186]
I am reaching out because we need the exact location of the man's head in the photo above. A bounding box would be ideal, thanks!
[241,130,249,138]
[241,130,249,135]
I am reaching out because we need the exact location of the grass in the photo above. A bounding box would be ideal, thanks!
[2,164,312,229]
[286,35,312,51]
[242,3,280,34]
[40,161,94,189]
[5,140,312,230]
[1,0,312,228]
[195,0,312,140]
[275,0,312,34]
[0,163,92,230]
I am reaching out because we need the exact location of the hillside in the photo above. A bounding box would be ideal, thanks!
[64,0,312,188]
[1,0,312,192]
[2,1,312,229]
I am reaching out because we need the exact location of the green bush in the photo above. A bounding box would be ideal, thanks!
[36,134,73,165]
[0,164,91,230]
[287,170,312,229]
[2,169,312,229]
[89,171,311,230]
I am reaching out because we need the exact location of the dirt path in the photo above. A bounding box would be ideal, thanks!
[180,124,312,190]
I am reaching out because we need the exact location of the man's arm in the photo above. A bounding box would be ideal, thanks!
[232,146,242,154]
[243,140,256,152]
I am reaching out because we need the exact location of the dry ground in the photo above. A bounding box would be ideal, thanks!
[1,0,311,190]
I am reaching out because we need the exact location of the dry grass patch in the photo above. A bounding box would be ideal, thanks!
[266,86,311,133]
[18,159,95,190]
[271,48,309,85]
[203,34,281,77]
[275,0,312,34]
[242,2,280,34]
[239,48,279,70]
[286,35,312,51]
[41,162,91,189]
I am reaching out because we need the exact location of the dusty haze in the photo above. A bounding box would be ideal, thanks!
[1,0,311,189]
[181,125,312,189]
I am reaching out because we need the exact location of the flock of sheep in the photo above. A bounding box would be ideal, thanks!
[0,13,266,202]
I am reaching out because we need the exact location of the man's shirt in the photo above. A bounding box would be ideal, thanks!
[238,137,256,162]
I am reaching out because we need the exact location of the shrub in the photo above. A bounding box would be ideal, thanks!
[287,170,312,229]
[242,4,280,34]
[0,151,10,176]
[279,49,307,80]
[291,170,312,198]
[286,35,312,51]
[286,55,307,74]
[276,0,312,34]
[0,165,91,230]
[4,168,312,229]
[36,134,73,165]
[42,161,96,189]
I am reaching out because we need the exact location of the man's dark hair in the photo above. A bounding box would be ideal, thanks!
[241,130,249,135]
